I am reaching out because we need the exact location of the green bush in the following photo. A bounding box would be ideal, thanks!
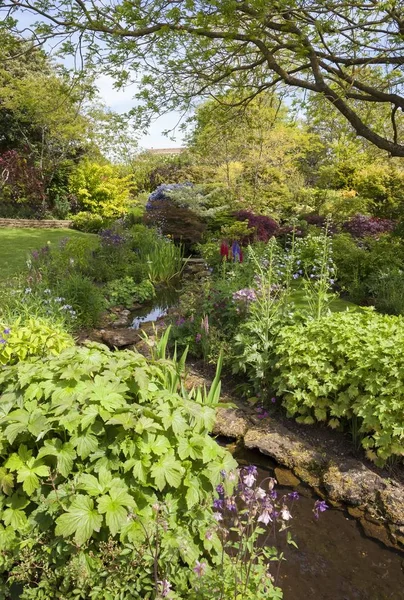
[332,233,404,304]
[0,342,236,598]
[273,309,404,463]
[69,160,132,218]
[368,268,404,316]
[105,277,155,308]
[70,211,106,233]
[57,274,106,327]
[0,317,73,366]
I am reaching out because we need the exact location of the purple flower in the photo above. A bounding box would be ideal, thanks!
[158,579,172,597]
[225,496,237,511]
[213,498,224,510]
[288,491,300,501]
[313,499,329,519]
[195,333,202,343]
[0,339,6,345]
[3,328,10,335]
[176,317,185,326]
[257,410,269,419]
[271,397,276,404]
[193,561,207,578]
[213,512,223,522]
[216,484,224,495]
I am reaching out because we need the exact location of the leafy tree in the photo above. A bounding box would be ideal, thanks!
[188,93,316,214]
[4,1,404,156]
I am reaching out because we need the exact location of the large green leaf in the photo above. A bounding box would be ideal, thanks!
[150,451,184,491]
[55,495,103,545]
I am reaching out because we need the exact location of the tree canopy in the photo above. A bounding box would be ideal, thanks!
[3,1,404,155]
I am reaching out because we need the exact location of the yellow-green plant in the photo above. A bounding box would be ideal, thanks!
[69,160,132,218]
[0,317,73,366]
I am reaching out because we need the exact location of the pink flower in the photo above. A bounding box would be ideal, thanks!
[258,508,273,525]
[193,561,207,577]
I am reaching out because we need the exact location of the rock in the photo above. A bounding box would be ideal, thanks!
[213,407,249,438]
[379,486,404,526]
[132,336,155,358]
[347,506,365,519]
[360,518,396,549]
[99,328,141,349]
[274,467,300,487]
[322,461,385,507]
[244,423,327,487]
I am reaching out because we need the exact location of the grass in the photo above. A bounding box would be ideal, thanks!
[290,288,358,312]
[0,228,97,279]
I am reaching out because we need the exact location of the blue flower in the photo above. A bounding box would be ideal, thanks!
[3,328,10,335]
[0,339,6,345]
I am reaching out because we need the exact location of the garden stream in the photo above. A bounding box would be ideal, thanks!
[107,276,404,599]
[233,445,404,600]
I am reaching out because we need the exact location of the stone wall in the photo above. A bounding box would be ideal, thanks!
[0,219,72,229]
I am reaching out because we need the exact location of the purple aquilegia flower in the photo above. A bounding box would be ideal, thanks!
[288,491,300,501]
[281,506,292,521]
[213,498,224,510]
[158,579,172,597]
[257,410,269,419]
[216,484,224,495]
[193,561,207,577]
[225,496,237,512]
[313,499,329,519]
[243,465,257,488]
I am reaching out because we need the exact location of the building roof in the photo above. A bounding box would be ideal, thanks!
[147,147,185,155]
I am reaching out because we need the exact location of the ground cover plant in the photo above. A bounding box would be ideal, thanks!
[0,337,299,599]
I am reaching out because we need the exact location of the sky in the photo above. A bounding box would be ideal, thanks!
[94,75,185,150]
[13,9,185,151]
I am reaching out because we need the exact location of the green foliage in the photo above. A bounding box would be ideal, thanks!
[70,211,106,233]
[146,240,185,284]
[273,309,404,464]
[332,233,404,305]
[56,274,106,328]
[0,317,73,366]
[105,277,155,308]
[69,160,132,218]
[0,342,237,597]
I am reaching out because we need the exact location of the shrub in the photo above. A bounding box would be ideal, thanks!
[70,211,106,233]
[105,277,155,308]
[273,309,404,463]
[0,317,73,366]
[57,274,106,327]
[69,160,132,218]
[0,342,237,598]
[342,214,395,237]
[367,268,404,316]
[234,211,279,242]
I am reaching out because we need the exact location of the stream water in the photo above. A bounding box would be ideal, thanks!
[234,446,404,600]
[130,283,180,329]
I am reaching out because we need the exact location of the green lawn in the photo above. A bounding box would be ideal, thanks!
[290,287,358,312]
[0,228,97,279]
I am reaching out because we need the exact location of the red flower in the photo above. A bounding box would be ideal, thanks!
[220,242,229,258]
